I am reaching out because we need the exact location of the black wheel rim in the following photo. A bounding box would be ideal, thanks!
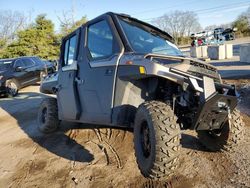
[140,121,151,158]
[41,107,47,124]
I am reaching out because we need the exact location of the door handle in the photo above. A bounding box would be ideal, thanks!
[75,77,85,85]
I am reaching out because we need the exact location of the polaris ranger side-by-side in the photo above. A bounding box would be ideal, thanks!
[38,12,244,179]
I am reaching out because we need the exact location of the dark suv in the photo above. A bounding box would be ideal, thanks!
[0,56,55,97]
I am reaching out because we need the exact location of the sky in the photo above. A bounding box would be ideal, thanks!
[1,0,250,32]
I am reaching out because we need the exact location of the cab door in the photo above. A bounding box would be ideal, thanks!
[21,57,38,84]
[13,59,31,87]
[57,30,81,121]
[76,15,123,124]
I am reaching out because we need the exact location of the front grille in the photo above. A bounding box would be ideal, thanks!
[190,61,216,72]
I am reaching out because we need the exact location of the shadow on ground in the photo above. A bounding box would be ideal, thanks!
[0,91,94,163]
[0,90,210,165]
[181,133,208,152]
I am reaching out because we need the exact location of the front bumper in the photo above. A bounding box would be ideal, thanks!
[192,77,237,131]
[194,92,237,130]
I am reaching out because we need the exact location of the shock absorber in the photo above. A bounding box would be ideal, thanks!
[164,81,176,111]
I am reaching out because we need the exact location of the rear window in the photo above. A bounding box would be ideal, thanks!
[31,57,44,65]
[0,60,13,71]
[22,58,35,67]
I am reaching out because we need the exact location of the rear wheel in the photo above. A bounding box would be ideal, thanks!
[6,79,19,97]
[38,98,60,133]
[197,109,245,151]
[134,101,181,179]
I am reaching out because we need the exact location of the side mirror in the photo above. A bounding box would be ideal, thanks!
[15,66,24,72]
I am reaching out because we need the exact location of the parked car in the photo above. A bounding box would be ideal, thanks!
[214,28,226,41]
[0,56,55,97]
[222,28,235,41]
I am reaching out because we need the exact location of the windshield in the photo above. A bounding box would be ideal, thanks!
[118,17,183,56]
[0,60,13,72]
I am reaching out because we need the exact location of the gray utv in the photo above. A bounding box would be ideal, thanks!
[38,12,244,179]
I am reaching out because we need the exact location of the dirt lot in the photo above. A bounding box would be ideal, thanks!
[0,81,249,188]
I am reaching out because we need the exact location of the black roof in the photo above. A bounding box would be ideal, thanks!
[0,56,40,62]
[109,12,173,42]
[0,58,16,61]
[67,12,174,42]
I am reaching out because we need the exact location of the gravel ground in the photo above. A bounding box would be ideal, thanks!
[0,82,249,188]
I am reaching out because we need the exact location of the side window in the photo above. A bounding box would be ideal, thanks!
[87,20,115,60]
[63,35,77,66]
[22,58,35,67]
[14,59,24,68]
[64,40,69,65]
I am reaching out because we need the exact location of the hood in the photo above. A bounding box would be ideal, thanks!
[144,53,220,81]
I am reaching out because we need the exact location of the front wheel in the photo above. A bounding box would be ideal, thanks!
[134,101,181,179]
[6,79,19,97]
[37,98,60,133]
[197,109,245,152]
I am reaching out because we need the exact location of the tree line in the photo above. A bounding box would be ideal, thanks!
[0,11,87,60]
[153,6,250,45]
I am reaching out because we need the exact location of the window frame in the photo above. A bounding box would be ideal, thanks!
[60,29,80,69]
[13,59,25,68]
[63,35,77,67]
[86,18,116,61]
[116,17,183,56]
[85,16,122,62]
[67,35,77,66]
[63,39,70,67]
[22,58,36,68]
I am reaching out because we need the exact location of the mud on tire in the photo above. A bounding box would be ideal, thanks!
[133,101,181,179]
[197,109,245,152]
[38,97,60,133]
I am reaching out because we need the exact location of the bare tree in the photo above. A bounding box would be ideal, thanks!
[56,10,75,33]
[242,6,250,26]
[248,7,250,25]
[56,0,87,35]
[153,11,202,42]
[205,23,232,31]
[0,10,28,42]
[204,24,220,31]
